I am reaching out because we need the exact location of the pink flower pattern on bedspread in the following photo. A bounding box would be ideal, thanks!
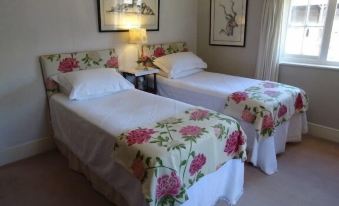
[225,81,308,138]
[156,172,181,199]
[190,109,210,121]
[179,126,203,137]
[278,105,288,118]
[189,154,207,176]
[230,92,249,104]
[224,131,246,155]
[126,128,156,146]
[114,108,246,206]
[241,109,256,123]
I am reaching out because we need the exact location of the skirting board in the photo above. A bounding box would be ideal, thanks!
[0,137,55,167]
[308,122,339,143]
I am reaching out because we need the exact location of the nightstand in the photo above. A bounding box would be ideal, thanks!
[122,67,159,94]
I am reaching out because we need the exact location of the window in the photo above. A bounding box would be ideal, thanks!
[281,0,339,67]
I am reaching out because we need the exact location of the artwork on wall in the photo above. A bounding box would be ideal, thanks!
[97,0,160,32]
[210,0,247,47]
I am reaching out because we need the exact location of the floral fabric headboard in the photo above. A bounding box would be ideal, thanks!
[139,42,188,66]
[40,49,119,97]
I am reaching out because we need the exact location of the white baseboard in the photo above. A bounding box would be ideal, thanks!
[308,122,339,143]
[0,137,55,167]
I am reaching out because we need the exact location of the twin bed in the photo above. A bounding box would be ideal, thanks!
[40,43,308,206]
[140,42,309,175]
[155,72,309,174]
[40,49,246,206]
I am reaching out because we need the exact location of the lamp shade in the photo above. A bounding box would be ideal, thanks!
[129,28,148,44]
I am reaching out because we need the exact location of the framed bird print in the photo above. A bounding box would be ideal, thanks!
[97,0,160,32]
[210,0,247,47]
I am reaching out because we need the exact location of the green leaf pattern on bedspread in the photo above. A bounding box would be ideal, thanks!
[225,81,309,138]
[113,108,247,206]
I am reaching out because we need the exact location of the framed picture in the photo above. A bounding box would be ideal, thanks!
[210,0,247,47]
[97,0,160,32]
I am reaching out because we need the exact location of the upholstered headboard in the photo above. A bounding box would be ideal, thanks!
[139,42,188,66]
[40,49,119,97]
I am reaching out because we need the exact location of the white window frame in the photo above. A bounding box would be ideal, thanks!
[280,0,339,67]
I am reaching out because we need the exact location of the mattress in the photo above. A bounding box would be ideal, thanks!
[49,89,244,206]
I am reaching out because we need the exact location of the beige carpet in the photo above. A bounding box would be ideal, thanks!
[0,136,338,206]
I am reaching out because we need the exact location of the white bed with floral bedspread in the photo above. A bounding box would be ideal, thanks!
[40,49,247,206]
[140,42,309,175]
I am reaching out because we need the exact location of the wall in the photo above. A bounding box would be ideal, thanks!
[279,65,339,130]
[197,0,264,78]
[197,1,339,136]
[0,0,197,165]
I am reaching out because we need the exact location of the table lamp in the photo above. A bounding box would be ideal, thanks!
[129,27,148,70]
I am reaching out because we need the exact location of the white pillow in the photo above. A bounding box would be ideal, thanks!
[56,68,134,100]
[153,52,207,79]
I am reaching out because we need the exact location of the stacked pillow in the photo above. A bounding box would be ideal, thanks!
[153,52,207,79]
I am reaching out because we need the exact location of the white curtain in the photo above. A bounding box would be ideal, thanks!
[255,0,285,82]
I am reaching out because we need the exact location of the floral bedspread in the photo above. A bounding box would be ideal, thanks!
[113,108,246,206]
[225,81,308,138]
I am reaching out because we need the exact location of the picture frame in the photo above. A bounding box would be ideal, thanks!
[209,0,248,47]
[97,0,160,32]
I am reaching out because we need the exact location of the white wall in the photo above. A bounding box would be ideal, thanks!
[197,1,339,133]
[279,65,339,129]
[197,0,264,77]
[0,0,197,164]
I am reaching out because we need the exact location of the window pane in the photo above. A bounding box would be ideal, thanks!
[285,26,323,56]
[302,27,324,56]
[327,3,339,62]
[290,5,307,25]
[290,0,309,25]
[308,0,328,25]
[285,0,328,57]
[285,27,304,55]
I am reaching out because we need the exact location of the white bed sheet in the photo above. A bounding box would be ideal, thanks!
[156,72,261,113]
[156,71,308,175]
[50,89,244,206]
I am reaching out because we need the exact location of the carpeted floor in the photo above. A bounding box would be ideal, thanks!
[0,136,338,206]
